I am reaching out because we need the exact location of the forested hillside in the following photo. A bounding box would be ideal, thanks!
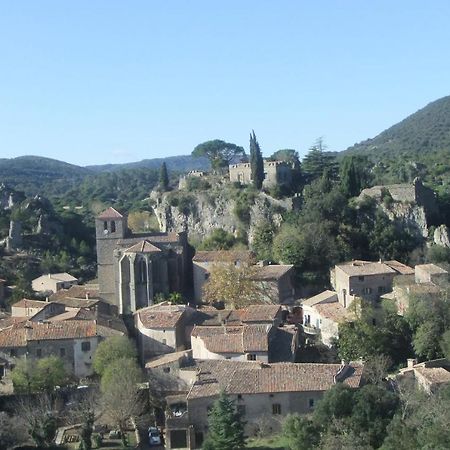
[344,96,450,157]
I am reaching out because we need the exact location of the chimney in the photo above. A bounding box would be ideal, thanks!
[86,292,90,300]
[407,358,418,369]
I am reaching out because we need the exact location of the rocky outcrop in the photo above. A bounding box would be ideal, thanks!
[434,225,450,248]
[358,178,438,238]
[150,189,298,243]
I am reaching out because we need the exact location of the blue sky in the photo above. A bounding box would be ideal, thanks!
[0,1,449,166]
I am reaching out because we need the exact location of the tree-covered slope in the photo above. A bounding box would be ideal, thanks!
[0,156,91,196]
[344,95,450,157]
[87,154,210,172]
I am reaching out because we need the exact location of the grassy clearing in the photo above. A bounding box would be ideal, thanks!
[246,434,288,449]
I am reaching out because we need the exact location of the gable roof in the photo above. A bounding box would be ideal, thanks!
[239,304,281,323]
[313,302,352,323]
[136,304,187,329]
[12,299,48,309]
[124,240,162,254]
[251,264,294,281]
[0,320,123,347]
[49,284,100,301]
[336,261,396,276]
[384,260,415,275]
[302,290,338,307]
[33,273,78,283]
[185,360,363,399]
[191,324,270,354]
[97,207,124,219]
[193,250,255,263]
[415,263,448,275]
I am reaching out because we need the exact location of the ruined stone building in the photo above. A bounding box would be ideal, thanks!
[96,207,191,314]
[229,160,293,188]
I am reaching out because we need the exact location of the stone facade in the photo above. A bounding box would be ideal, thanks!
[229,160,293,188]
[95,207,191,313]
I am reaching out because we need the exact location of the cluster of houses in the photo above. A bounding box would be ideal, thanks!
[0,206,450,449]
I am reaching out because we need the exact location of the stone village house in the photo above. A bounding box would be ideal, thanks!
[192,250,295,304]
[0,320,123,380]
[149,358,363,449]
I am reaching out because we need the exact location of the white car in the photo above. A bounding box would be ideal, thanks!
[148,427,161,446]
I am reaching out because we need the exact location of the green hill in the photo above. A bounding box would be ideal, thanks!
[86,154,210,172]
[343,95,450,157]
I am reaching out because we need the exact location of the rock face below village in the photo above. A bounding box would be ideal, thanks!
[150,187,298,243]
[358,178,440,239]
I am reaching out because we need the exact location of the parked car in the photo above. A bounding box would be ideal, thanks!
[148,426,162,446]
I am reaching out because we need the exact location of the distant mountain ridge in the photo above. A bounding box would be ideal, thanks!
[86,154,210,172]
[343,95,450,157]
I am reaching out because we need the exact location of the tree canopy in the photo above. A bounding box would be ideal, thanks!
[93,336,138,376]
[250,130,264,190]
[202,392,246,450]
[192,140,245,171]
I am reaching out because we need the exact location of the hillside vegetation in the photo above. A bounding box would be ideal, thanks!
[344,96,450,157]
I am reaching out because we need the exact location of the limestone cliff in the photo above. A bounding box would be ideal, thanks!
[150,187,298,243]
[358,178,439,238]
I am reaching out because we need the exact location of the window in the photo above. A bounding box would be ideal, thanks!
[272,404,281,415]
[378,286,385,293]
[163,367,171,373]
[162,339,167,345]
[103,221,108,231]
[358,276,365,281]
[111,221,116,233]
[309,398,315,409]
[237,394,242,400]
[237,405,246,416]
[60,348,65,357]
[363,287,372,294]
[10,349,17,357]
[247,354,257,361]
[36,349,42,357]
[81,341,91,352]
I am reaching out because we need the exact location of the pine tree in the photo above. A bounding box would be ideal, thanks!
[202,392,246,450]
[250,130,264,190]
[159,162,169,192]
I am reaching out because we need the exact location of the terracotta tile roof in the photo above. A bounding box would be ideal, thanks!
[124,240,162,254]
[239,305,281,323]
[193,251,255,264]
[52,297,101,309]
[0,316,28,331]
[186,360,363,399]
[251,265,294,281]
[145,350,193,369]
[0,320,122,347]
[414,366,450,385]
[302,290,338,307]
[188,309,241,327]
[117,232,182,247]
[313,302,352,323]
[191,324,270,353]
[12,299,48,309]
[97,207,124,219]
[49,285,100,301]
[415,263,448,275]
[336,261,396,276]
[137,305,186,329]
[384,260,415,275]
[33,273,78,283]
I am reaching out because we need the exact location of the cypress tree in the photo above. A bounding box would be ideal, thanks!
[159,162,169,192]
[250,130,264,190]
[202,392,246,450]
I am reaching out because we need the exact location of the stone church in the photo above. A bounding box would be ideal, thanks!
[96,207,191,314]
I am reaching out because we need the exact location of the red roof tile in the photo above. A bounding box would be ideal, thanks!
[97,207,124,219]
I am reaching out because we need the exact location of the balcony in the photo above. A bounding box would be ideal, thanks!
[301,324,320,335]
